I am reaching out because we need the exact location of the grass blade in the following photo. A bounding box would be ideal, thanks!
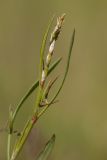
[12,81,39,123]
[50,29,75,102]
[36,134,55,160]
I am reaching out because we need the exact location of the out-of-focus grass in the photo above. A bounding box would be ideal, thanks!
[0,0,107,160]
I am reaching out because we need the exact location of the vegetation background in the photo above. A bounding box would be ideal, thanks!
[0,0,107,160]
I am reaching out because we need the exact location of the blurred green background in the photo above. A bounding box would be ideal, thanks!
[0,0,107,159]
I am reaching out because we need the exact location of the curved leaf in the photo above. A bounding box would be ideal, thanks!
[36,134,55,160]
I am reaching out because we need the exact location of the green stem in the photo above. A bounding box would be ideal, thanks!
[7,133,11,160]
[10,115,37,160]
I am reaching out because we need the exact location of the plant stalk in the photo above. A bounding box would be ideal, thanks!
[7,133,11,160]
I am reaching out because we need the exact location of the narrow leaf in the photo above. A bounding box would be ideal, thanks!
[12,81,39,123]
[36,134,55,160]
[50,29,75,102]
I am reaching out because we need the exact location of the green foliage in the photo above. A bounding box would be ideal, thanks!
[36,134,55,160]
[6,14,75,160]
